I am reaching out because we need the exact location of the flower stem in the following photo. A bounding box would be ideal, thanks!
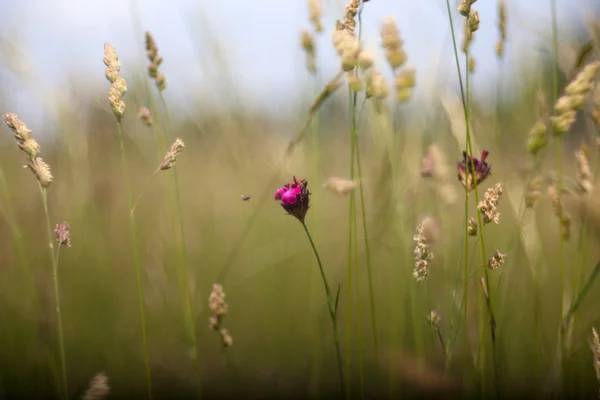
[301,221,345,398]
[115,121,153,400]
[159,92,202,399]
[40,186,68,400]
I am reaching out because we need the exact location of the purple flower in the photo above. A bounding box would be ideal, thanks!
[275,176,310,223]
[457,150,491,192]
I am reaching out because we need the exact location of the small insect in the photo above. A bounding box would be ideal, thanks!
[241,194,251,201]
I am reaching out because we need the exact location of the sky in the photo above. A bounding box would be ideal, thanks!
[0,0,598,126]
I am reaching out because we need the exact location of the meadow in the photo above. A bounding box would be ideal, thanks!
[1,0,600,399]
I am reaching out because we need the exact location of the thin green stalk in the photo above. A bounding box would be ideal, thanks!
[562,261,600,333]
[444,3,499,394]
[345,189,354,399]
[158,93,202,398]
[346,92,356,396]
[353,108,379,358]
[356,0,379,360]
[549,0,567,392]
[40,186,68,400]
[132,171,159,215]
[115,122,153,400]
[301,222,345,398]
[352,196,364,399]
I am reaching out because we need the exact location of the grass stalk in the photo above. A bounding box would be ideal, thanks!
[301,221,345,398]
[115,121,153,400]
[345,87,356,398]
[39,186,68,400]
[158,92,202,398]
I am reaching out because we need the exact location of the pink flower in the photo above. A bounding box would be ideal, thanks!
[457,150,491,192]
[274,176,310,223]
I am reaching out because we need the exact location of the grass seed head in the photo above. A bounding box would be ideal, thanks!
[55,221,71,247]
[160,138,185,171]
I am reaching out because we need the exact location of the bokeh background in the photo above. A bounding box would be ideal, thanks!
[1,0,600,398]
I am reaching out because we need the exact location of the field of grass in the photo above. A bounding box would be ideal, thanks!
[1,0,600,399]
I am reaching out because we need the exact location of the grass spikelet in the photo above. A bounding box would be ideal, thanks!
[300,30,317,74]
[145,31,167,91]
[487,250,506,271]
[551,61,600,136]
[82,373,110,400]
[322,177,357,195]
[138,107,153,127]
[592,328,600,393]
[575,145,593,193]
[413,217,436,282]
[496,1,507,58]
[208,283,233,348]
[548,184,572,240]
[477,182,503,225]
[308,0,323,33]
[159,138,185,171]
[336,0,359,35]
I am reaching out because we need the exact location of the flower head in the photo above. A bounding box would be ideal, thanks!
[457,150,491,191]
[55,221,71,247]
[275,176,311,223]
[160,138,185,171]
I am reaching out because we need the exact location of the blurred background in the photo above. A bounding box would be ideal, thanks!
[0,0,600,398]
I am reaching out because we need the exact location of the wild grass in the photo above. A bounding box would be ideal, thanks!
[1,0,600,399]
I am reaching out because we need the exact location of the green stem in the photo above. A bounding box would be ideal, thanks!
[301,221,345,398]
[352,196,364,399]
[562,261,600,330]
[159,92,202,398]
[549,0,567,392]
[115,121,153,400]
[132,171,159,215]
[345,187,354,399]
[346,86,357,399]
[40,186,68,400]
[353,109,379,359]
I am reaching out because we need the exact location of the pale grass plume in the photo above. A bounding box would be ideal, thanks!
[335,0,359,35]
[575,145,593,193]
[381,16,407,72]
[525,176,543,208]
[159,138,185,171]
[3,113,53,187]
[458,0,477,17]
[427,310,441,328]
[551,61,600,136]
[548,184,571,240]
[495,0,507,58]
[209,283,233,347]
[467,217,478,236]
[413,217,437,282]
[592,327,600,392]
[308,0,323,33]
[145,31,167,91]
[300,30,317,74]
[488,250,506,271]
[138,107,153,127]
[477,182,503,225]
[322,177,357,195]
[421,144,458,205]
[82,372,110,400]
[364,67,389,113]
[55,222,71,248]
[380,16,415,102]
[103,43,127,121]
[332,28,362,72]
[593,83,600,130]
